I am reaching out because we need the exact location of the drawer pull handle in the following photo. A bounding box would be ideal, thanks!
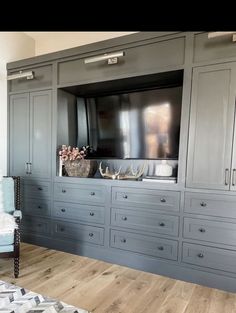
[199,228,206,233]
[225,168,229,186]
[90,192,95,196]
[121,216,127,221]
[159,222,165,227]
[62,189,66,193]
[120,238,126,243]
[60,227,65,232]
[38,187,43,191]
[160,198,166,203]
[158,246,164,251]
[197,253,204,258]
[89,233,94,237]
[89,212,95,216]
[123,195,128,199]
[61,208,66,213]
[200,202,207,207]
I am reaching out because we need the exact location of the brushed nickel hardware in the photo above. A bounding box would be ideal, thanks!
[90,192,95,196]
[62,189,66,193]
[232,169,236,186]
[159,222,165,227]
[199,228,206,233]
[61,208,66,212]
[38,187,43,191]
[225,168,229,185]
[120,238,126,243]
[160,198,166,203]
[89,233,94,237]
[121,216,127,221]
[123,195,128,199]
[158,246,164,251]
[84,51,125,65]
[60,227,65,232]
[89,212,95,216]
[38,206,42,209]
[200,202,207,207]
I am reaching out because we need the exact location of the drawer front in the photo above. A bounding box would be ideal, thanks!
[53,201,105,224]
[22,216,51,235]
[182,242,236,273]
[24,181,51,199]
[54,183,106,204]
[110,230,178,260]
[112,187,180,212]
[184,192,236,218]
[9,65,52,92]
[58,37,185,85]
[111,208,179,236]
[23,199,51,217]
[183,217,236,246]
[53,221,104,245]
[194,32,236,63]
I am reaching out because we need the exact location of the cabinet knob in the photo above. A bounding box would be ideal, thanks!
[120,238,126,243]
[198,228,206,233]
[38,206,42,209]
[158,246,164,251]
[60,227,65,232]
[197,253,204,258]
[200,202,207,207]
[89,212,94,216]
[37,223,42,227]
[159,222,165,227]
[90,192,95,196]
[61,208,66,213]
[38,187,43,191]
[121,216,127,221]
[160,198,166,203]
[123,195,128,199]
[62,189,66,193]
[89,233,94,237]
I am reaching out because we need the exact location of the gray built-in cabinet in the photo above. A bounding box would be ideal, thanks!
[7,32,236,293]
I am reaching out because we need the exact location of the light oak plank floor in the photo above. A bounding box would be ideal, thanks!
[1,243,236,313]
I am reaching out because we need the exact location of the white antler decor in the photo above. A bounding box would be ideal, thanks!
[99,162,147,180]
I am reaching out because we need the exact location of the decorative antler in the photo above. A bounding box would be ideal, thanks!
[99,162,122,180]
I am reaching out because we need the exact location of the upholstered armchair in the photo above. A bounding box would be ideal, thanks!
[0,176,21,278]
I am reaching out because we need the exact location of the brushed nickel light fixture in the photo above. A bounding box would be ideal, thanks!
[84,51,125,65]
[208,32,236,41]
[7,70,34,80]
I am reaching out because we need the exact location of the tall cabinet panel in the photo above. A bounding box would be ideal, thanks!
[186,63,236,190]
[30,91,52,179]
[9,93,30,177]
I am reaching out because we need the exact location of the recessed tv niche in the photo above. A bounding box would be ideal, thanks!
[57,70,183,160]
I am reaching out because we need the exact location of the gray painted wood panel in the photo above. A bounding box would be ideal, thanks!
[24,180,51,199]
[53,201,105,224]
[58,37,185,85]
[23,198,51,217]
[30,90,52,179]
[183,217,236,246]
[22,216,51,235]
[110,229,178,260]
[9,65,52,92]
[184,192,236,218]
[9,93,30,177]
[111,208,179,236]
[186,63,236,190]
[182,242,236,273]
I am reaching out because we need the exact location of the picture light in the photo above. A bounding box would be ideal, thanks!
[7,70,34,81]
[84,51,125,64]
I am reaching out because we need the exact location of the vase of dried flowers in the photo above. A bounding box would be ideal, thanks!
[59,145,97,177]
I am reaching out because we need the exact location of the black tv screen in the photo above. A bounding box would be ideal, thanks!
[77,86,182,159]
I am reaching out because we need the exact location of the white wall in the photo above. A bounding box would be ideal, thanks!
[25,32,136,55]
[0,32,35,175]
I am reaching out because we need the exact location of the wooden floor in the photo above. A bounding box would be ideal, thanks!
[1,243,236,313]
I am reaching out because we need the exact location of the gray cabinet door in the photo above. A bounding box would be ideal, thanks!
[9,93,30,177]
[186,63,236,190]
[29,90,52,178]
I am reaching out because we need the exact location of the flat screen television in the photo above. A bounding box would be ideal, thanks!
[76,86,182,159]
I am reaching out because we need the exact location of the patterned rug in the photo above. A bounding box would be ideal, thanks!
[0,280,89,313]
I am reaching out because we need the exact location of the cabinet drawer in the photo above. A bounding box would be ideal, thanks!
[182,242,236,273]
[110,230,178,260]
[23,199,51,217]
[58,37,185,85]
[53,221,104,245]
[183,218,236,246]
[184,192,236,218]
[9,65,53,92]
[193,32,236,63]
[24,181,51,199]
[54,183,106,204]
[53,201,105,224]
[22,216,51,235]
[111,208,179,236]
[112,187,180,212]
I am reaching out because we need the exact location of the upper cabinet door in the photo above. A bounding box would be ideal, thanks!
[186,63,236,190]
[29,90,52,179]
[9,93,30,177]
